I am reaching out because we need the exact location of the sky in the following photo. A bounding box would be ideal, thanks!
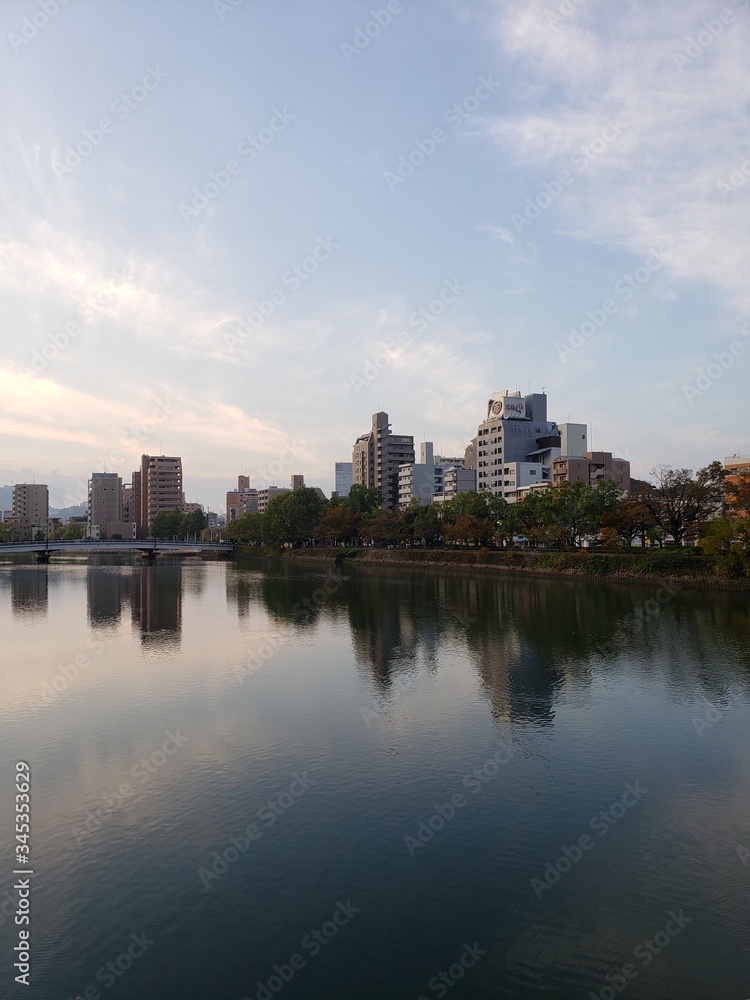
[1,0,749,512]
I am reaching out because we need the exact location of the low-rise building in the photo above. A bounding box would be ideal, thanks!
[552,452,630,490]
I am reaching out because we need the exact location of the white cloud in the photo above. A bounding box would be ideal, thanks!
[482,0,750,318]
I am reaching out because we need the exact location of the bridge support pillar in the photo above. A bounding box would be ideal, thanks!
[141,549,157,561]
[36,551,50,564]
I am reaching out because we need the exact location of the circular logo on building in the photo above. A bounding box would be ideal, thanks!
[491,401,503,415]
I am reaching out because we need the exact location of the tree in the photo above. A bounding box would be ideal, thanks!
[262,487,326,547]
[346,484,382,515]
[600,495,657,547]
[61,522,85,540]
[412,503,442,545]
[538,481,599,548]
[151,510,183,539]
[313,504,361,545]
[180,509,207,539]
[445,514,493,546]
[701,515,750,577]
[360,510,409,546]
[645,462,726,545]
[224,511,264,545]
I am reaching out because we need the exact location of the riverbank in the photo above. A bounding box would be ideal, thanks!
[234,545,750,590]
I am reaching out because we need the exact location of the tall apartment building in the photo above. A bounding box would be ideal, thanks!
[87,473,122,539]
[353,411,415,509]
[131,471,142,536]
[552,452,630,490]
[135,455,183,536]
[476,390,561,502]
[12,484,49,536]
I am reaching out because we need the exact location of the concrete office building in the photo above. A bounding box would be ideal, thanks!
[552,452,630,490]
[12,484,49,537]
[398,443,437,507]
[334,462,353,498]
[432,466,477,503]
[87,472,122,539]
[476,390,561,502]
[353,411,415,510]
[257,486,289,513]
[227,474,259,523]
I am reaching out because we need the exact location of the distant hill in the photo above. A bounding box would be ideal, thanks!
[630,478,652,494]
[50,504,87,519]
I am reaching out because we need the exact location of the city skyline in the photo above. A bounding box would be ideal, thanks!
[2,1,749,512]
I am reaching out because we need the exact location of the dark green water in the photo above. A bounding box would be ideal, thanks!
[1,557,749,999]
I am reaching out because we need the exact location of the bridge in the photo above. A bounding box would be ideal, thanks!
[0,540,234,562]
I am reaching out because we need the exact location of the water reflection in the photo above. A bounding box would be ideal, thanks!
[86,566,131,628]
[10,566,48,617]
[131,564,182,647]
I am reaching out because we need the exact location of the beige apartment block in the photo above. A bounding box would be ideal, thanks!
[552,452,630,490]
[12,483,49,535]
[137,455,183,536]
[88,472,122,538]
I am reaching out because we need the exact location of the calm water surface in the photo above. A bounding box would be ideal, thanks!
[1,556,749,999]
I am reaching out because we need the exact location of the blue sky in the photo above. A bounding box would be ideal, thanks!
[1,0,749,511]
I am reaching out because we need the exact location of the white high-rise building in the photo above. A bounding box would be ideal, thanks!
[476,390,561,502]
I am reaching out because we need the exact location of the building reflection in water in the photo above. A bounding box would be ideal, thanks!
[130,563,182,648]
[10,567,48,618]
[86,565,132,628]
[226,565,264,618]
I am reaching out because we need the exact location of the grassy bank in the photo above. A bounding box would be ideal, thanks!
[232,546,750,590]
